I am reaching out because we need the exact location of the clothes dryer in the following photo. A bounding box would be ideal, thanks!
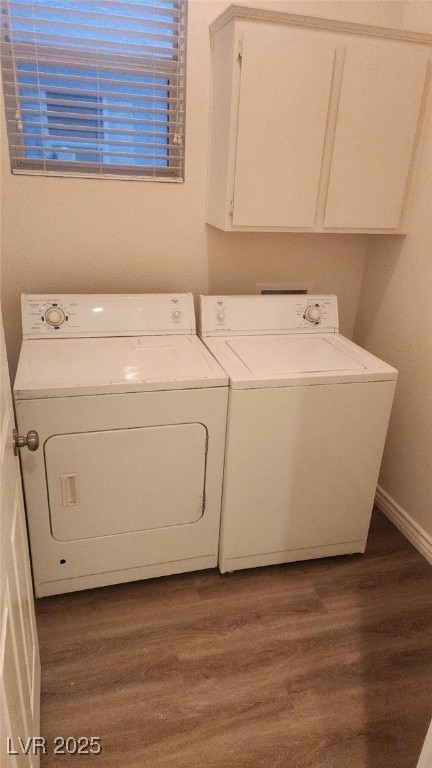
[14,294,228,596]
[199,294,397,573]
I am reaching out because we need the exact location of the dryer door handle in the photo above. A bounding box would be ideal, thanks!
[61,474,79,507]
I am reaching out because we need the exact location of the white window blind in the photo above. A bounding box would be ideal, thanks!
[0,0,187,180]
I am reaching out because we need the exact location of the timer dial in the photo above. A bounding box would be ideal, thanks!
[304,305,321,324]
[44,307,66,326]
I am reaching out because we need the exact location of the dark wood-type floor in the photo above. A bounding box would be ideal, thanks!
[36,510,432,768]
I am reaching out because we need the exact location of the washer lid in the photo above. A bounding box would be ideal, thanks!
[202,334,398,388]
[227,336,365,375]
[14,335,228,399]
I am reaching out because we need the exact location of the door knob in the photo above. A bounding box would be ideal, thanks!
[13,429,39,455]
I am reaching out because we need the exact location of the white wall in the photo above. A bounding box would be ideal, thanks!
[1,0,429,547]
[354,7,432,538]
[1,0,424,379]
[3,0,415,375]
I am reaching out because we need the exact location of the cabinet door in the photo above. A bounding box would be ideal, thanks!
[232,26,336,228]
[324,41,428,230]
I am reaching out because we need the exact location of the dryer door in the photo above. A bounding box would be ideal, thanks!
[45,423,207,541]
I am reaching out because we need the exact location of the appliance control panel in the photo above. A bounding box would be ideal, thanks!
[199,295,339,336]
[21,294,196,338]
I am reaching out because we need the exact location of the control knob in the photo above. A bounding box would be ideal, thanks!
[44,307,65,326]
[304,305,321,324]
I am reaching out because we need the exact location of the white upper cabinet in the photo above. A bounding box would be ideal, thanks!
[207,7,432,234]
[324,40,428,230]
[233,27,335,228]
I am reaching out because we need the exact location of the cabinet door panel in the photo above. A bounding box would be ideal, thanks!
[324,41,428,229]
[232,27,336,228]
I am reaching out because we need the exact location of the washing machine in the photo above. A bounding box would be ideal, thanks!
[14,294,228,597]
[199,294,398,573]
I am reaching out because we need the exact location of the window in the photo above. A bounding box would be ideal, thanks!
[0,0,187,180]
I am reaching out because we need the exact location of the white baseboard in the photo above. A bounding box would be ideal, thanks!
[375,485,432,565]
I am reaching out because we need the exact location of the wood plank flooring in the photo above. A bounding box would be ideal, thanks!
[36,510,432,768]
